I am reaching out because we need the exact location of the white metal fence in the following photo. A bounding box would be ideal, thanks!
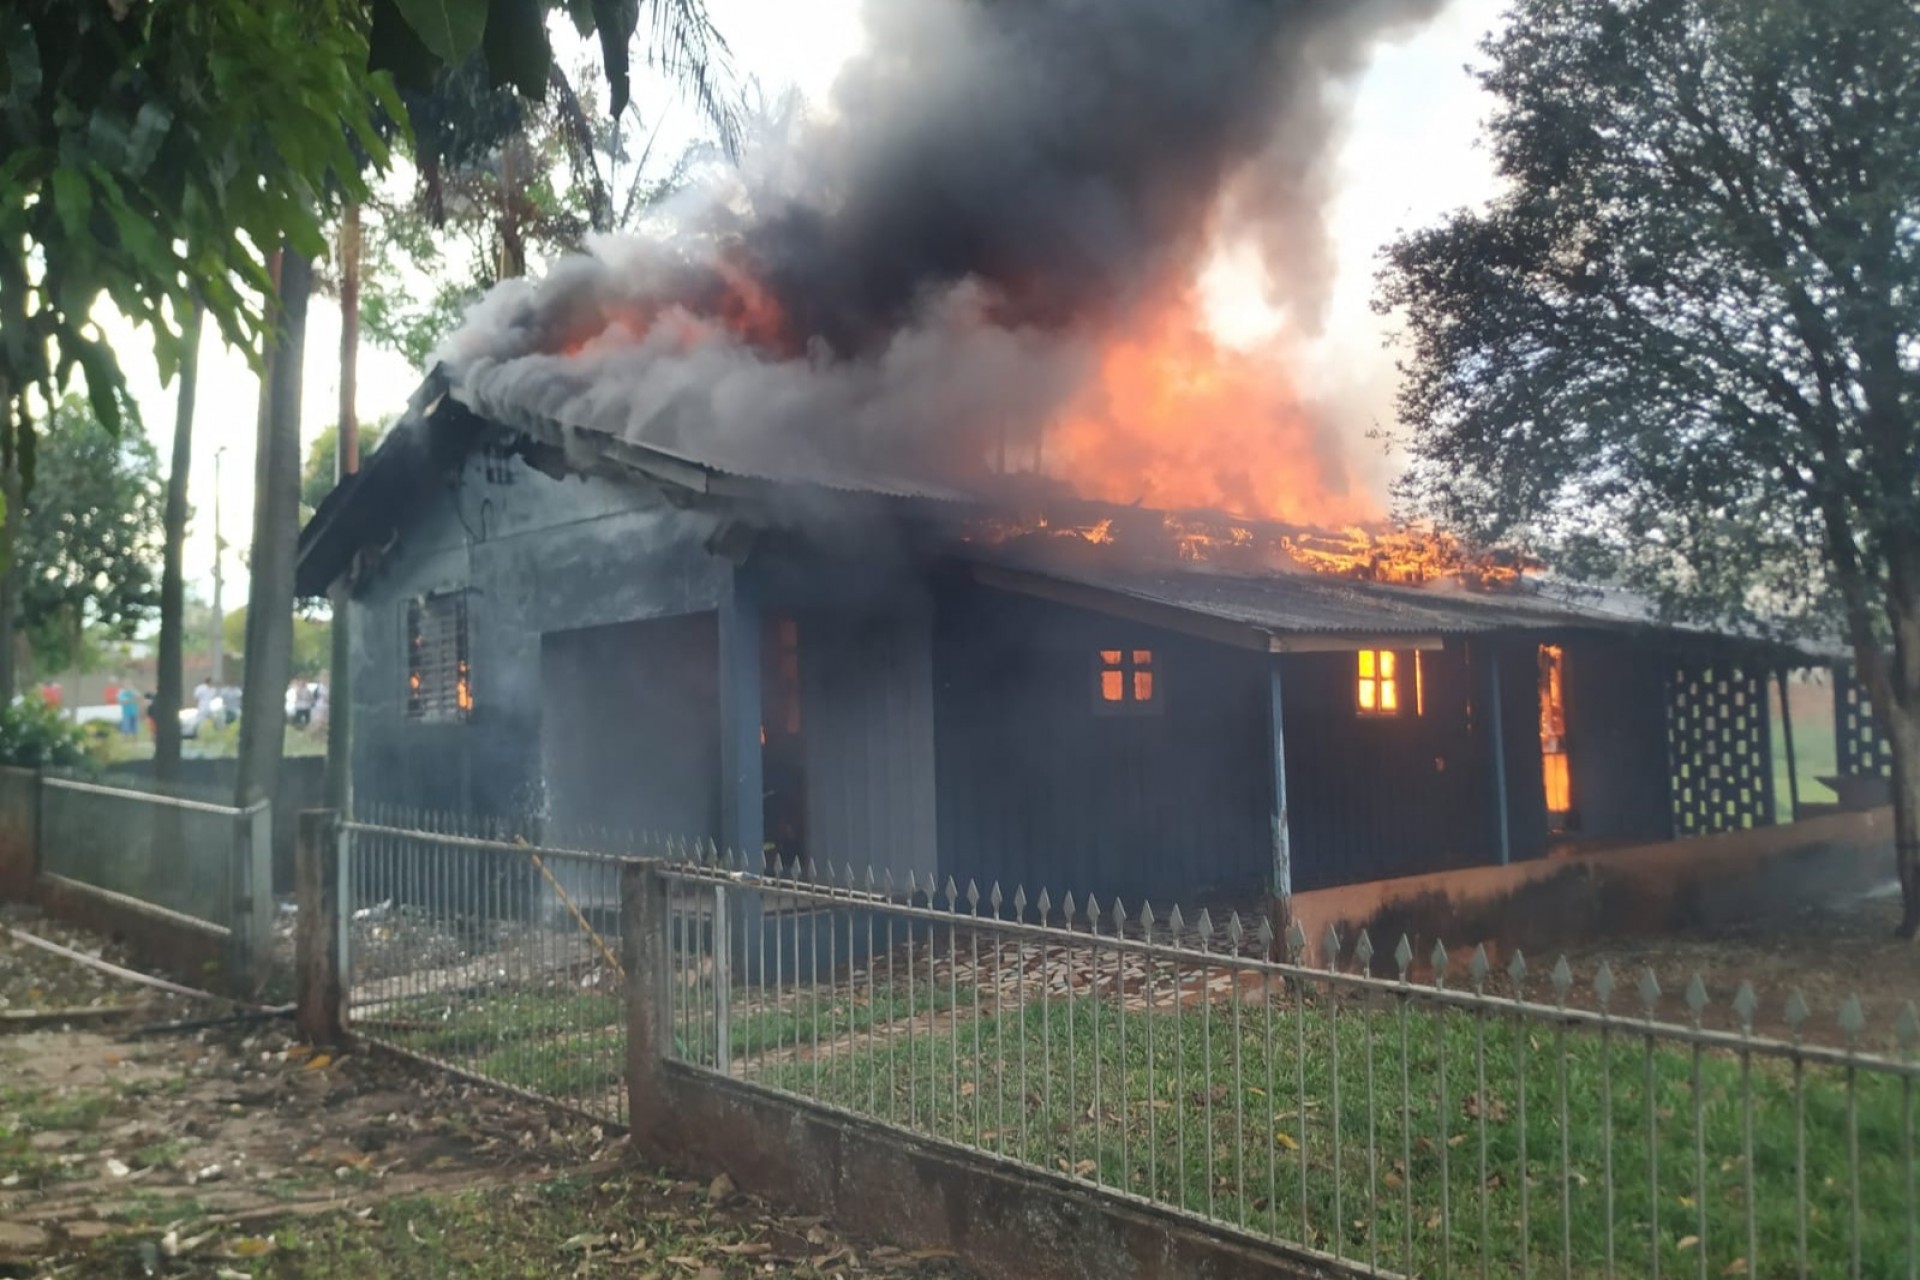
[658,856,1919,1280]
[340,810,628,1127]
[318,810,1920,1279]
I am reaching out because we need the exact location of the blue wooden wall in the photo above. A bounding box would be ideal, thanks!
[930,581,1272,909]
[1280,643,1495,890]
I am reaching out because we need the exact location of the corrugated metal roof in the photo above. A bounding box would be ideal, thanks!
[967,543,1791,647]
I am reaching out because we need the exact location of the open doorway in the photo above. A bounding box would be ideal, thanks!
[1538,643,1573,831]
[761,611,808,870]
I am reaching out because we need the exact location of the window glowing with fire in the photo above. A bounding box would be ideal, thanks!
[406,591,472,723]
[1356,650,1427,717]
[1095,648,1157,712]
[1356,650,1399,715]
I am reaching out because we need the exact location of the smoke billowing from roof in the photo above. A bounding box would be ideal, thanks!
[441,0,1443,515]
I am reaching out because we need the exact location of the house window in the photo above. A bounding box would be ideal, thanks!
[406,591,472,722]
[1357,649,1401,716]
[1094,648,1158,713]
[482,443,516,485]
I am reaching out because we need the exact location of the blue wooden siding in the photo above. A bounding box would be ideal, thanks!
[1561,638,1674,843]
[931,582,1271,908]
[798,597,940,885]
[1281,643,1495,890]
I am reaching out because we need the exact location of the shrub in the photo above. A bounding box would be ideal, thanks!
[0,698,89,769]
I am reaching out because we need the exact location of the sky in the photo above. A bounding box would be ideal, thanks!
[99,0,1505,607]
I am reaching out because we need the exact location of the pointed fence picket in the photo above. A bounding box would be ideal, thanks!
[330,808,1919,1279]
[655,855,1919,1280]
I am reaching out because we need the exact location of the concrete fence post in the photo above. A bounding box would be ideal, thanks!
[228,799,274,993]
[295,809,346,1046]
[622,858,671,1150]
[0,768,42,900]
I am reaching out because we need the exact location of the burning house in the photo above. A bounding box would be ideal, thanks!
[297,0,1859,918]
[298,374,1818,913]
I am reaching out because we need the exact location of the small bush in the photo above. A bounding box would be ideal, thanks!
[0,698,89,769]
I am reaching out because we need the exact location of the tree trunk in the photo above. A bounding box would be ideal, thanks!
[326,206,362,818]
[1886,701,1920,939]
[0,384,19,704]
[338,202,361,477]
[154,307,203,783]
[234,250,309,810]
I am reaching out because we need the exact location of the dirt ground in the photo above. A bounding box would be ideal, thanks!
[1562,878,1920,1048]
[0,910,974,1279]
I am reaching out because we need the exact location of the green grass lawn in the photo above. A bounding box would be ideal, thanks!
[358,989,626,1117]
[753,987,1916,1279]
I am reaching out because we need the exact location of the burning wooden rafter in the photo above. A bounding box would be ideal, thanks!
[962,504,1535,590]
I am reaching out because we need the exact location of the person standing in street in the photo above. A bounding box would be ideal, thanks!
[193,677,215,735]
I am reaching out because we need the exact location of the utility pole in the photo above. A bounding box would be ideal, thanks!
[211,446,225,685]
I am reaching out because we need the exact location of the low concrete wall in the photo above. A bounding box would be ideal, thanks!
[619,862,1336,1280]
[638,1065,1334,1280]
[0,768,37,899]
[33,873,229,987]
[104,755,324,896]
[1290,809,1895,967]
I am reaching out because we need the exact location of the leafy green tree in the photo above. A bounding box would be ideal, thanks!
[1377,0,1920,936]
[1,1,394,440]
[16,398,164,679]
[221,607,333,681]
[367,0,732,133]
[303,419,392,518]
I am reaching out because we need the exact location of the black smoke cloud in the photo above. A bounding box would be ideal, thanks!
[442,0,1444,493]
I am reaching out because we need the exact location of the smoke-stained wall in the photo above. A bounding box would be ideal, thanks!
[540,614,723,846]
[346,448,728,825]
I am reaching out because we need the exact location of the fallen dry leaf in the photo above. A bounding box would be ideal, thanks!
[707,1172,736,1203]
[1723,1260,1750,1276]
[1677,1235,1701,1252]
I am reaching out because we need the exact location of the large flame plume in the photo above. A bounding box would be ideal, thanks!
[1036,290,1377,527]
[441,0,1453,557]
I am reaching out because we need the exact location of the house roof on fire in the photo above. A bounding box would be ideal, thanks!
[297,371,1825,661]
[963,549,1785,655]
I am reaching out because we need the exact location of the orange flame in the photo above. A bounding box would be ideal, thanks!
[1038,292,1377,527]
[557,251,794,359]
[967,510,1528,589]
